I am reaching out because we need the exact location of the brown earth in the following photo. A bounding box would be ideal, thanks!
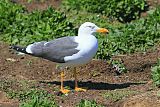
[11,0,61,12]
[1,0,160,107]
[0,41,160,107]
[0,91,19,107]
[147,0,160,8]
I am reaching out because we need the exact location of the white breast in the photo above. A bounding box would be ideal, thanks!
[63,35,98,67]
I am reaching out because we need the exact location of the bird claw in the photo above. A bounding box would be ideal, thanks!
[75,87,86,92]
[60,89,70,94]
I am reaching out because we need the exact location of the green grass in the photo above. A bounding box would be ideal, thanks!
[151,58,160,87]
[9,89,58,107]
[61,0,148,22]
[0,0,75,46]
[76,99,104,107]
[103,89,139,102]
[21,96,58,107]
[0,78,58,107]
[59,6,160,60]
[1,0,160,60]
[8,89,58,107]
[27,0,45,3]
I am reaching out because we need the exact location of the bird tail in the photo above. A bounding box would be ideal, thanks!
[11,45,28,54]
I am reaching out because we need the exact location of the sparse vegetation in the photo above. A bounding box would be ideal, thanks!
[76,99,104,107]
[21,96,58,107]
[151,58,160,86]
[0,78,58,107]
[103,90,139,101]
[110,59,127,74]
[8,89,58,107]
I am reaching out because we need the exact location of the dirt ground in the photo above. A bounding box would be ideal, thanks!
[0,42,160,107]
[1,0,160,107]
[11,0,61,12]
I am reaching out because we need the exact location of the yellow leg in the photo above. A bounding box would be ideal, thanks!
[74,67,86,92]
[60,71,70,94]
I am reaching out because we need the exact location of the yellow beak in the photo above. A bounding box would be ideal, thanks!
[96,28,109,33]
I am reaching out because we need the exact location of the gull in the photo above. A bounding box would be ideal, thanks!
[12,22,109,94]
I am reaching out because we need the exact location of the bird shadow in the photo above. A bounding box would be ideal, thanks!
[39,80,145,90]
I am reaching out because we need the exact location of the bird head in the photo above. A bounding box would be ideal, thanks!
[78,22,109,36]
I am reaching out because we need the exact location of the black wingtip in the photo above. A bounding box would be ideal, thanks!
[11,45,19,50]
[11,45,27,54]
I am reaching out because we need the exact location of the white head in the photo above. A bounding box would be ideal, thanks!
[78,22,109,36]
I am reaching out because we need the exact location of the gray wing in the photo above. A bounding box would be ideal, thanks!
[29,36,79,63]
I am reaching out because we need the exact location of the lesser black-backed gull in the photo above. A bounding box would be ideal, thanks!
[12,22,109,94]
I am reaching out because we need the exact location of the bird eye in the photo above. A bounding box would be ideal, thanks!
[87,26,95,29]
